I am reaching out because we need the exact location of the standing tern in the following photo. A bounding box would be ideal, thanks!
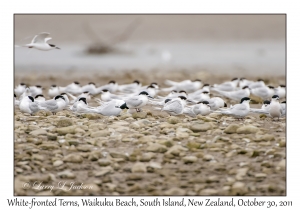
[125,91,153,112]
[268,95,282,120]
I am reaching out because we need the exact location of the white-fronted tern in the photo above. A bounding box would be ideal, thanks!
[214,86,250,102]
[96,80,119,94]
[38,95,67,115]
[125,91,153,112]
[183,101,211,117]
[216,97,251,119]
[268,95,282,120]
[19,96,45,115]
[48,85,60,98]
[22,32,60,51]
[207,97,227,111]
[59,81,82,95]
[14,83,27,97]
[29,85,43,98]
[163,79,202,93]
[251,85,275,100]
[274,85,286,99]
[212,78,239,91]
[34,94,46,102]
[162,96,187,116]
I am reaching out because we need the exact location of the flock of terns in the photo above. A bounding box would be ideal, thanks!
[15,32,286,120]
[14,78,286,121]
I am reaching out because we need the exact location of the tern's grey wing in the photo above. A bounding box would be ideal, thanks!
[231,104,247,111]
[111,94,122,100]
[280,104,286,116]
[250,108,269,114]
[252,88,268,98]
[96,101,113,112]
[32,32,51,43]
[40,100,58,111]
[183,107,196,117]
[192,104,202,115]
[217,82,232,88]
[164,100,183,113]
[99,104,122,116]
[29,102,40,113]
[126,97,144,107]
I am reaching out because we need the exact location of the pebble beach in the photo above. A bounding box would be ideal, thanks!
[14,70,286,196]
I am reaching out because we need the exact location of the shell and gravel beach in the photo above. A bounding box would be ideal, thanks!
[14,70,286,196]
[14,15,286,196]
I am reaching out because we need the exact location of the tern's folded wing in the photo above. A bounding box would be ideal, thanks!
[29,102,41,113]
[39,100,58,111]
[164,100,183,113]
[250,108,269,114]
[183,107,196,117]
[126,97,144,107]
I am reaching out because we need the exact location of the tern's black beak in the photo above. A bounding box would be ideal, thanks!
[147,96,154,99]
[56,47,61,49]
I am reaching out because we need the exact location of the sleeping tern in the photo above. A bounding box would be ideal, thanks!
[215,97,251,119]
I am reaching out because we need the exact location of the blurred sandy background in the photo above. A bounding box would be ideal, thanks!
[14,14,285,81]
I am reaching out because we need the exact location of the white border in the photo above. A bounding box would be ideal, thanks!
[2,0,299,209]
